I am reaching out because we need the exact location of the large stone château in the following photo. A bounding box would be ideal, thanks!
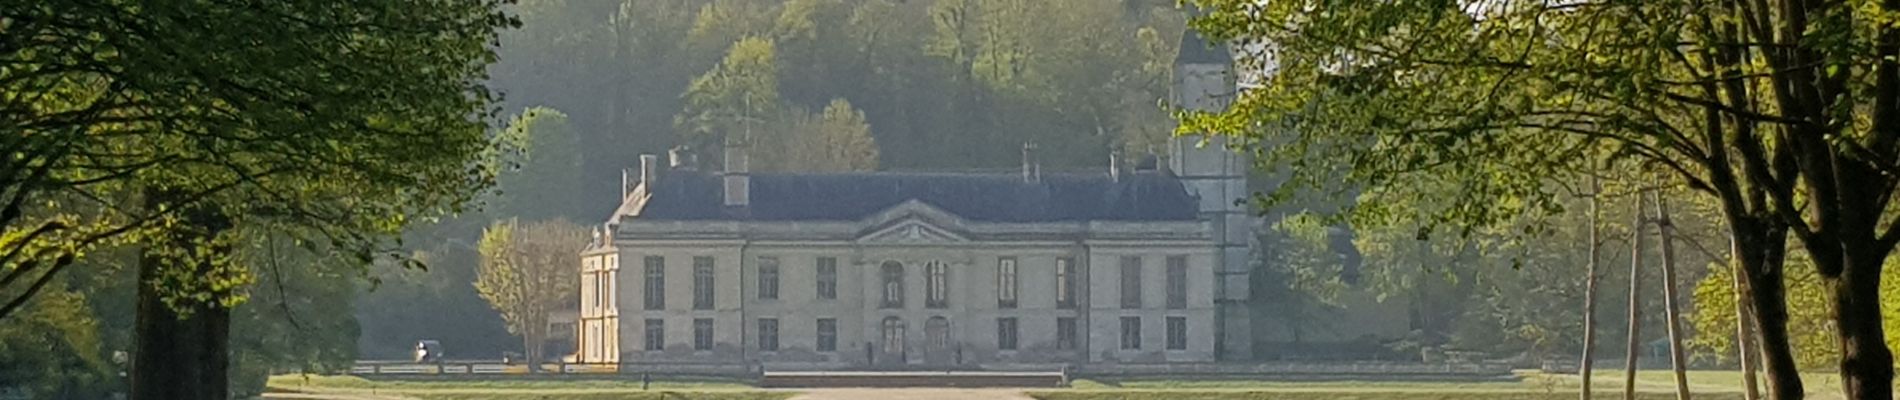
[571,31,1402,369]
[575,142,1236,367]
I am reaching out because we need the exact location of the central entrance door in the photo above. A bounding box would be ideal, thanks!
[924,316,954,366]
[878,316,906,367]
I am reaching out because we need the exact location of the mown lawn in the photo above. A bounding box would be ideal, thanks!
[1031,370,1849,400]
[266,374,786,400]
[398,393,789,400]
[268,374,755,390]
[270,370,1857,400]
[1030,392,1744,400]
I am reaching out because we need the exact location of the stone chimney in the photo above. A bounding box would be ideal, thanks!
[638,154,659,193]
[669,146,696,171]
[723,141,749,207]
[1021,142,1041,183]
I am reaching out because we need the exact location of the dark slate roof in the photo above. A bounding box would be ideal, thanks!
[639,170,1200,222]
[1178,8,1231,65]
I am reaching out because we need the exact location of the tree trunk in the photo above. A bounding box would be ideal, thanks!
[522,333,537,373]
[1830,251,1892,400]
[1730,237,1761,400]
[1580,175,1602,400]
[1652,193,1690,400]
[1624,194,1646,400]
[131,201,233,400]
[1732,218,1802,400]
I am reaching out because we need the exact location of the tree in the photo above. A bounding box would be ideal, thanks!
[1181,0,1900,396]
[493,107,587,222]
[1579,175,1603,400]
[1691,255,1842,370]
[3,2,516,398]
[1653,193,1692,400]
[475,219,586,372]
[761,98,881,172]
[1,1,515,319]
[226,234,361,398]
[0,288,108,398]
[678,36,782,148]
[354,239,516,360]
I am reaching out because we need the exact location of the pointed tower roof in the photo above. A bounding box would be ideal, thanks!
[1176,8,1231,65]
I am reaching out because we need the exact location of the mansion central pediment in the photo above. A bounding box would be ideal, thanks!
[855,200,971,244]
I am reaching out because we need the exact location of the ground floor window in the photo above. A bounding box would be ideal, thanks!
[1120,316,1141,350]
[996,317,1018,350]
[817,318,837,352]
[693,318,714,351]
[644,319,664,351]
[1166,316,1187,350]
[759,318,779,351]
[881,317,906,354]
[1056,317,1077,350]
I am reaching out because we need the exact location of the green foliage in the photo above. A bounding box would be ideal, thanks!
[493,107,588,222]
[0,288,110,398]
[758,98,881,172]
[2,0,519,320]
[489,0,1186,191]
[475,219,588,368]
[226,233,362,397]
[354,243,516,360]
[679,36,784,143]
[1689,253,1900,369]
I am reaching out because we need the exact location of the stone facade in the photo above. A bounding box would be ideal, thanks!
[581,202,1220,368]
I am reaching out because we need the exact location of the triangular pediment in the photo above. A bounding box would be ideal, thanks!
[857,200,970,243]
[859,218,968,244]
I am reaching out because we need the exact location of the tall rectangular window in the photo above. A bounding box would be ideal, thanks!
[1166,316,1188,350]
[693,256,715,310]
[758,257,780,300]
[1055,257,1076,309]
[582,273,596,311]
[1120,256,1143,309]
[816,318,837,352]
[758,318,779,351]
[644,319,665,351]
[1166,255,1188,309]
[997,257,1018,309]
[996,317,1019,350]
[881,262,905,308]
[926,262,949,308]
[644,256,665,310]
[604,270,616,312]
[1056,317,1077,350]
[693,318,714,351]
[816,257,838,300]
[596,273,608,312]
[1120,316,1142,350]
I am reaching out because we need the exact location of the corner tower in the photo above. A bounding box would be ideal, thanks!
[1168,25,1253,361]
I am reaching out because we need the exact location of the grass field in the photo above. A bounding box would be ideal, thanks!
[267,370,1853,400]
[265,375,786,400]
[1028,370,1853,400]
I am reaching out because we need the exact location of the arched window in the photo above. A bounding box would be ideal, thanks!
[925,316,951,350]
[925,261,948,308]
[881,261,905,308]
[882,316,906,354]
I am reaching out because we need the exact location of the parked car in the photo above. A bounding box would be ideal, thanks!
[414,340,443,363]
